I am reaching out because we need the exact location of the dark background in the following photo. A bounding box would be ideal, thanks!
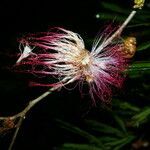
[0,0,145,150]
[0,0,99,47]
[0,1,100,149]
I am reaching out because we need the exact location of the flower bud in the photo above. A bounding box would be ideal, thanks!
[122,37,136,58]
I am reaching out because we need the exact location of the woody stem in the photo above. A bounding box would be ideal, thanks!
[104,10,136,47]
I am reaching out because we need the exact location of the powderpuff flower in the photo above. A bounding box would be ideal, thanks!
[15,26,128,104]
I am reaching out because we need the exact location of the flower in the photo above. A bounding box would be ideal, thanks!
[16,27,128,104]
[133,0,145,9]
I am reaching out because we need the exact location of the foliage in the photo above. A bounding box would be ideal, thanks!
[0,0,150,150]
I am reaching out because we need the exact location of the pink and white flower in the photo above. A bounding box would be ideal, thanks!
[16,27,128,103]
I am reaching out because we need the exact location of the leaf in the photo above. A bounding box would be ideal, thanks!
[113,136,135,150]
[60,143,102,150]
[55,119,104,148]
[127,61,150,77]
[128,23,150,28]
[130,61,150,70]
[131,107,150,127]
[112,114,127,133]
[105,135,135,147]
[137,41,150,51]
[99,136,119,143]
[95,12,126,22]
[113,99,140,112]
[85,120,124,137]
[101,2,129,15]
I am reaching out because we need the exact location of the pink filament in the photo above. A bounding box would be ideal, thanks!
[15,27,128,104]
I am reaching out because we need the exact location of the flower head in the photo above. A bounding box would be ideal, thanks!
[16,27,128,104]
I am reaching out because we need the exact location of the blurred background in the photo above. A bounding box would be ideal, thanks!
[0,0,150,149]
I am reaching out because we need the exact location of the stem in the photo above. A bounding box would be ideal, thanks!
[0,87,57,150]
[104,10,136,47]
[8,117,24,150]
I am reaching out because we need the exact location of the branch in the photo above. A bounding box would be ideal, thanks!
[0,86,58,150]
[104,10,136,47]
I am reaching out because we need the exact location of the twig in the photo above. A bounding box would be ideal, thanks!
[104,10,136,47]
[0,87,57,150]
[8,117,24,150]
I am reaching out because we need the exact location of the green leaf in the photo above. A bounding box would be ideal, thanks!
[136,12,150,20]
[55,119,104,148]
[113,99,140,112]
[95,12,126,22]
[85,120,124,137]
[137,41,150,51]
[60,143,102,150]
[101,2,129,15]
[105,135,135,147]
[128,23,150,28]
[113,136,135,150]
[99,137,119,143]
[131,107,150,127]
[99,136,135,150]
[95,12,142,24]
[127,61,150,78]
[112,114,127,133]
[129,61,150,70]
